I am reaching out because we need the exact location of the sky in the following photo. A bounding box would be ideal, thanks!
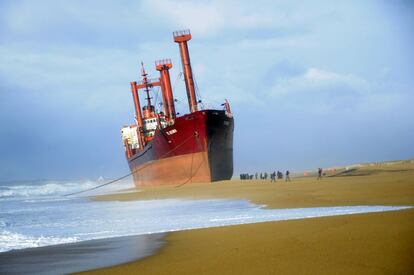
[0,0,413,181]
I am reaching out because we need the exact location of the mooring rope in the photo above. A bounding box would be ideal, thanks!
[174,131,205,188]
[64,133,198,197]
[63,173,134,197]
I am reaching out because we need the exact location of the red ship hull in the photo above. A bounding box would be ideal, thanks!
[127,110,234,187]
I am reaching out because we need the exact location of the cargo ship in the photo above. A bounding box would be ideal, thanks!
[121,30,234,187]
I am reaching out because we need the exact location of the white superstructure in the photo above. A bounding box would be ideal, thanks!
[121,125,140,149]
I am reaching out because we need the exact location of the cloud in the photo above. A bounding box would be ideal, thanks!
[271,67,370,96]
[265,60,305,79]
[0,0,162,47]
[143,0,335,38]
[144,0,224,36]
[238,36,314,50]
[304,68,369,89]
[0,43,135,111]
[266,67,389,114]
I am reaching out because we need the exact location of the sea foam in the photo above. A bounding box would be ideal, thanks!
[0,179,133,199]
[0,188,411,253]
[0,230,79,253]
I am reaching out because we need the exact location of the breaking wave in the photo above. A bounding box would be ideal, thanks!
[0,182,96,199]
[0,230,78,253]
[0,180,133,199]
[0,197,411,253]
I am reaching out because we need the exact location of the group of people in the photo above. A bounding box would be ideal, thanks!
[239,170,291,182]
[240,173,253,180]
[271,170,291,182]
[241,168,326,182]
[270,171,290,182]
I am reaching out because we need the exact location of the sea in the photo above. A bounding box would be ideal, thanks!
[0,179,411,254]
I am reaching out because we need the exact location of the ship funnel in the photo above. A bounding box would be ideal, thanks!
[156,59,176,120]
[173,29,198,113]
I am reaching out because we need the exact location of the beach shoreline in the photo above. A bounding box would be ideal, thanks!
[80,208,414,275]
[0,233,165,274]
[3,162,413,274]
[79,162,414,274]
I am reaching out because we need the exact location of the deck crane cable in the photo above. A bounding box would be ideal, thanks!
[172,72,183,92]
[153,86,160,111]
[64,132,199,197]
[192,75,204,109]
[170,72,186,114]
[193,75,202,100]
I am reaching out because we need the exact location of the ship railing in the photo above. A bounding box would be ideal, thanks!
[199,99,225,111]
[173,29,191,37]
[155,59,172,66]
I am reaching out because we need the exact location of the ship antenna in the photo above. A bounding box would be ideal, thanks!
[141,61,152,108]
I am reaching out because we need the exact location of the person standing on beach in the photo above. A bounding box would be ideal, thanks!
[317,168,323,180]
[271,171,276,182]
[285,170,291,182]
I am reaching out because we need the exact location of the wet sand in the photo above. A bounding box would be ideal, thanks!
[0,234,164,274]
[78,161,414,274]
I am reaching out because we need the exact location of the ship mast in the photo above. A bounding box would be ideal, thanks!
[173,29,198,113]
[156,59,176,121]
[141,62,152,109]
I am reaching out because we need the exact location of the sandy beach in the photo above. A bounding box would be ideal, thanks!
[73,161,414,274]
[80,209,414,275]
[94,162,414,208]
